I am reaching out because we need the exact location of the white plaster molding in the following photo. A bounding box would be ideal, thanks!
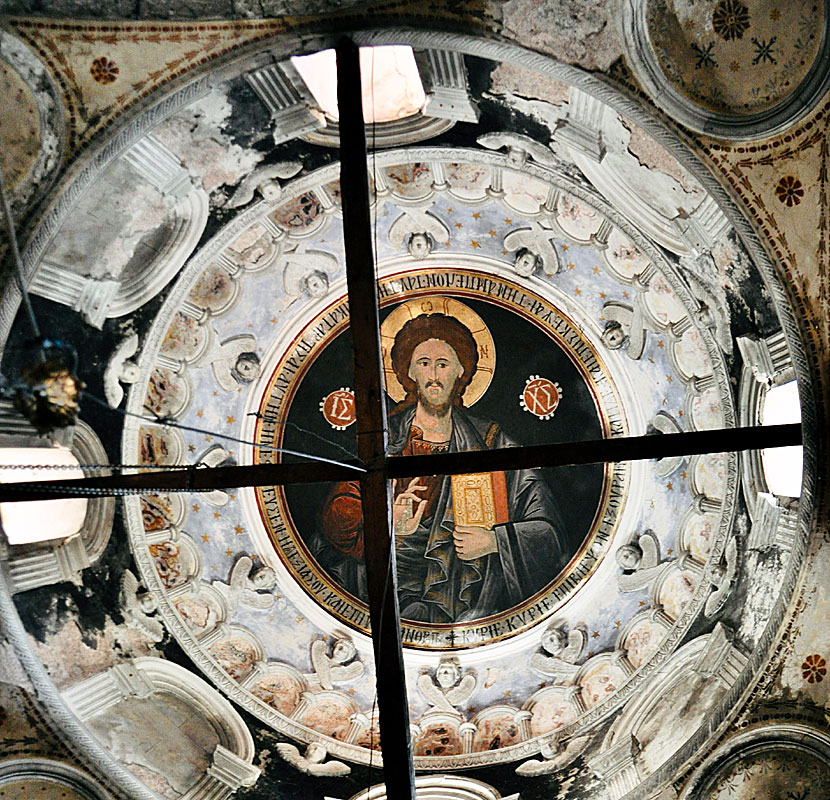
[555,88,606,162]
[28,261,118,328]
[63,657,259,798]
[419,49,479,124]
[603,633,724,758]
[620,0,830,140]
[679,723,830,800]
[692,623,747,687]
[205,745,261,792]
[748,495,798,552]
[63,669,133,721]
[0,32,65,217]
[28,164,207,325]
[588,734,642,800]
[107,186,210,319]
[737,331,799,520]
[70,419,115,565]
[737,331,795,387]
[0,398,42,442]
[1,420,113,593]
[122,134,194,198]
[246,61,325,145]
[5,548,74,594]
[672,196,731,257]
[0,758,111,800]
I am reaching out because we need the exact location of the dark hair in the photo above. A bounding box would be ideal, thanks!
[390,313,478,407]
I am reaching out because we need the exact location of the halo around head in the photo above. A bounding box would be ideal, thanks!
[380,296,495,406]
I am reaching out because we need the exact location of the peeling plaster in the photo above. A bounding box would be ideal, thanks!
[620,116,702,195]
[152,88,263,195]
[490,62,571,107]
[502,0,624,72]
[31,617,160,691]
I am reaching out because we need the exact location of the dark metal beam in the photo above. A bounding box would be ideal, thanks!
[387,423,803,479]
[0,459,364,502]
[0,424,801,501]
[336,38,415,794]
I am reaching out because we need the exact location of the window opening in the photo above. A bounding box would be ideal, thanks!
[0,447,87,544]
[291,46,426,123]
[761,380,803,497]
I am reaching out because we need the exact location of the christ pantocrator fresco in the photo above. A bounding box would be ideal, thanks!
[318,300,569,623]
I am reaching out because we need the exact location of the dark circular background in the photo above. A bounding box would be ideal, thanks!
[279,295,605,616]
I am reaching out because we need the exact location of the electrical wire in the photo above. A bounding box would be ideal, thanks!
[82,391,364,473]
[0,165,42,343]
[247,411,357,460]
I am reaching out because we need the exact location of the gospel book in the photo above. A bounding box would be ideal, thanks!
[451,471,509,529]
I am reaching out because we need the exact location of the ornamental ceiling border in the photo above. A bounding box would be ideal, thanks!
[118,146,740,769]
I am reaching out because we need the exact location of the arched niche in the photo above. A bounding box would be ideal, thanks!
[61,657,259,800]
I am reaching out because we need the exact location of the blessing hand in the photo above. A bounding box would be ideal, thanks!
[453,525,498,560]
[393,478,427,537]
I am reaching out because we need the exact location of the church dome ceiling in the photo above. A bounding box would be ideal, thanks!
[0,28,816,800]
[622,0,830,138]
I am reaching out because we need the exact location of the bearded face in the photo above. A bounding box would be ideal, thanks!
[407,338,465,416]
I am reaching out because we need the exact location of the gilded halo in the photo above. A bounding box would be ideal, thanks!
[380,295,495,406]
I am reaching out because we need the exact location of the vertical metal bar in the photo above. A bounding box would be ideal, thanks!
[336,37,416,798]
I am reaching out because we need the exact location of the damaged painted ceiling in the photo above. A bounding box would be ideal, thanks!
[0,3,829,800]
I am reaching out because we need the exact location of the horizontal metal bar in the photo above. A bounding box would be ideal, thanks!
[0,459,364,502]
[0,424,802,501]
[386,423,803,479]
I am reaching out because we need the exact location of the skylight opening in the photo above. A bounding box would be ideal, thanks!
[291,45,427,123]
[760,380,803,497]
[0,447,87,545]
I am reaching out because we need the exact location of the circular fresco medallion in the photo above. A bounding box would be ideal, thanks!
[254,267,629,649]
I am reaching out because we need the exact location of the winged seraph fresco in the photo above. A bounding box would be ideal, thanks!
[120,569,164,642]
[417,658,477,713]
[388,208,451,253]
[530,622,587,681]
[212,556,276,615]
[307,637,364,690]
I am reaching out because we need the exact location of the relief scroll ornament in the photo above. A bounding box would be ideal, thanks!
[275,742,350,777]
[223,161,303,208]
[417,658,478,714]
[477,131,560,170]
[104,333,140,408]
[703,537,738,618]
[515,733,593,776]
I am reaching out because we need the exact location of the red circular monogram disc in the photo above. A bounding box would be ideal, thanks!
[519,376,562,420]
[320,388,357,430]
